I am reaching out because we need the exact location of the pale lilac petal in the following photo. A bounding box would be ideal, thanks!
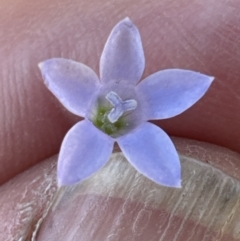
[58,120,114,186]
[117,122,181,187]
[137,69,214,120]
[100,17,145,85]
[39,58,100,117]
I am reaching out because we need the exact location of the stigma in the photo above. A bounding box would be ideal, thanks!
[105,91,137,123]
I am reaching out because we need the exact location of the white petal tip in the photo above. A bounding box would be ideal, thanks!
[58,180,72,187]
[160,180,182,188]
[209,76,215,83]
[38,62,44,70]
[57,179,64,187]
[58,178,80,187]
[121,17,133,27]
[57,178,71,187]
[175,181,182,188]
[123,17,131,21]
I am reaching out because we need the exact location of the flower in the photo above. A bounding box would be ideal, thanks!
[38,17,214,188]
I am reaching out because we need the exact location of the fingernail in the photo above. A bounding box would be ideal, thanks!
[0,155,58,241]
[36,139,240,241]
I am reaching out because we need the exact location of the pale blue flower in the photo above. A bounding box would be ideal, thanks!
[38,18,214,188]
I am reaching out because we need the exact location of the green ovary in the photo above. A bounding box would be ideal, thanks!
[93,106,125,135]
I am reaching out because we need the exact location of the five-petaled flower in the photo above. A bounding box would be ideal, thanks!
[39,18,214,188]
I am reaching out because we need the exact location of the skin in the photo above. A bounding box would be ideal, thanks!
[0,0,240,239]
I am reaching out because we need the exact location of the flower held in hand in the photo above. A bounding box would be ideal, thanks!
[39,18,214,188]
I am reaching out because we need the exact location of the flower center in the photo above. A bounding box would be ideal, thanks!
[106,91,137,123]
[91,91,138,136]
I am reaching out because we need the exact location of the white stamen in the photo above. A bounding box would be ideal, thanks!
[105,91,137,123]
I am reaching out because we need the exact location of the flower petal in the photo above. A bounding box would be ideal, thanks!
[117,122,181,187]
[100,17,145,85]
[137,69,214,120]
[39,58,100,117]
[58,120,114,186]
